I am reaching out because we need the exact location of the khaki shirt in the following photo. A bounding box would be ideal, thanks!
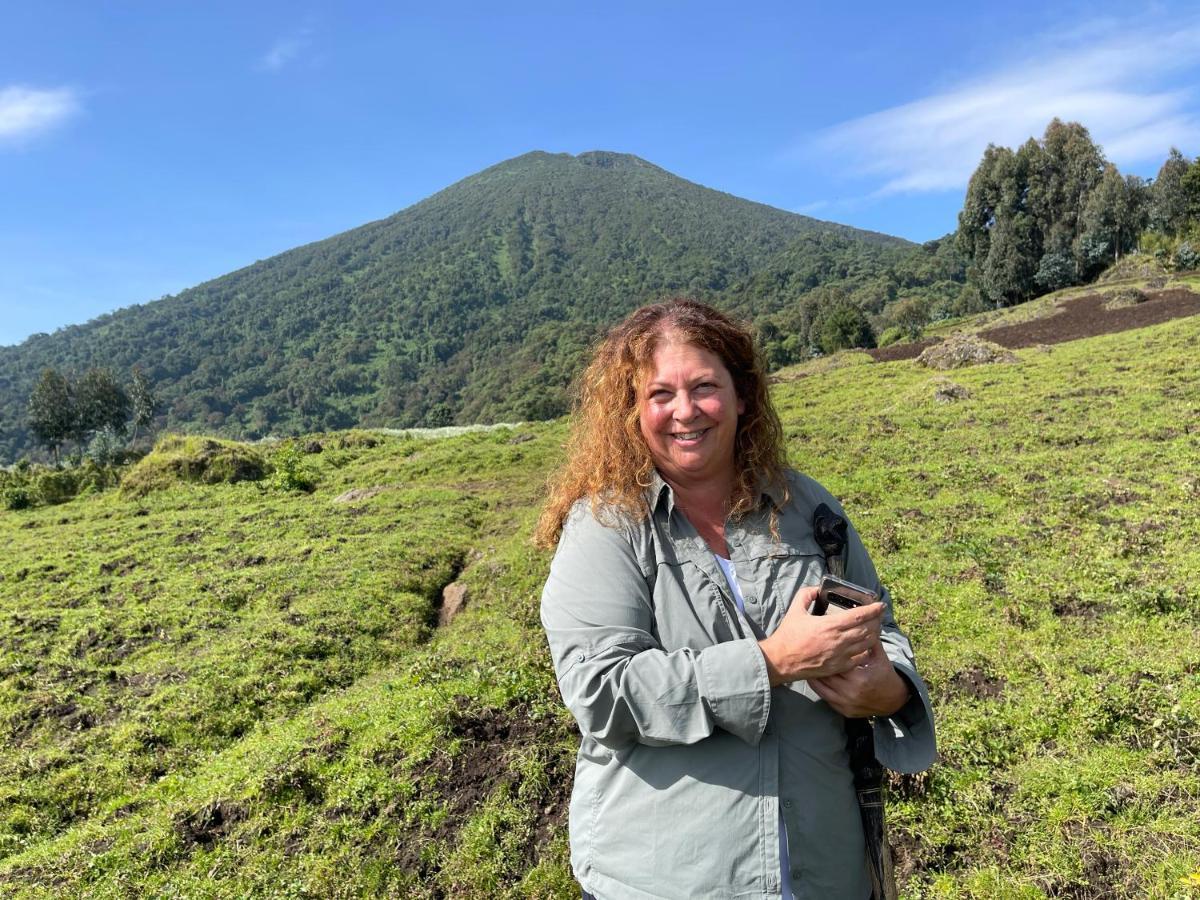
[540,469,936,900]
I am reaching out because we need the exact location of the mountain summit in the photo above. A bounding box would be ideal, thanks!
[0,151,919,459]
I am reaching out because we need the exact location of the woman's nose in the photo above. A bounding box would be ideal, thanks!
[673,392,697,421]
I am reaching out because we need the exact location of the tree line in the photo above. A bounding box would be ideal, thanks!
[27,366,158,462]
[957,119,1200,306]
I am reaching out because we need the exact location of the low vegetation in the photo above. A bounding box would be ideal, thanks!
[1,311,1198,897]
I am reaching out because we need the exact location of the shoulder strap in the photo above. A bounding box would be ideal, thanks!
[812,502,848,578]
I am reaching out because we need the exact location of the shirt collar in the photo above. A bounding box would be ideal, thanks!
[644,468,787,518]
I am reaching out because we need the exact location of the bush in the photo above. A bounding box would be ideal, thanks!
[1175,241,1199,271]
[815,303,876,354]
[877,327,905,348]
[266,443,317,493]
[3,484,31,511]
[34,469,81,505]
[87,427,124,467]
[1034,251,1076,292]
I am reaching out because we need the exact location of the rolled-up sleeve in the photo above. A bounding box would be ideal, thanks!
[540,504,771,750]
[840,504,938,774]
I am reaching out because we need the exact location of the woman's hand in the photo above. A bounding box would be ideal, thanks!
[809,640,911,718]
[758,586,884,687]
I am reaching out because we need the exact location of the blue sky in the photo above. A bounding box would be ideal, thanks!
[3,1,1200,346]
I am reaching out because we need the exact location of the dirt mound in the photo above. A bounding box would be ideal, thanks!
[120,435,267,497]
[868,287,1200,363]
[917,335,1017,369]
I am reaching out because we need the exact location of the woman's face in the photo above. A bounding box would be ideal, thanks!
[638,337,744,490]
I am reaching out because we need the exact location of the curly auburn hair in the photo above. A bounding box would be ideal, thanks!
[534,298,789,548]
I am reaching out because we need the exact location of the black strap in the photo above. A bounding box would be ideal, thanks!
[812,502,848,578]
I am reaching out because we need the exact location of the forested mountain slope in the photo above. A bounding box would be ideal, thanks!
[0,151,960,462]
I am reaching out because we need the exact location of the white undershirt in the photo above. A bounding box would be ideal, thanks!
[714,553,793,900]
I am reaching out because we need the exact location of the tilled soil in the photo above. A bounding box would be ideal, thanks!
[867,288,1200,363]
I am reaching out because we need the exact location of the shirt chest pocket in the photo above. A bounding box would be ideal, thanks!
[648,560,745,651]
[742,538,827,621]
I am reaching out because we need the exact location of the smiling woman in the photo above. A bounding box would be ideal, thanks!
[535,298,936,899]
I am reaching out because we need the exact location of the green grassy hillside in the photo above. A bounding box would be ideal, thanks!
[1,315,1198,897]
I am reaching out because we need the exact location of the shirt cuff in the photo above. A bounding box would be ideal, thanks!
[693,637,772,746]
[872,660,937,774]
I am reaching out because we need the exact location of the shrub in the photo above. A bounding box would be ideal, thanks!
[34,468,81,505]
[3,484,31,511]
[1175,241,1198,271]
[266,443,316,493]
[87,427,124,466]
[815,303,876,354]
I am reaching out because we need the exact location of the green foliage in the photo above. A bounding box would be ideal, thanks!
[814,302,876,353]
[2,484,30,511]
[1177,240,1199,271]
[1149,148,1192,235]
[958,120,1156,305]
[266,442,317,493]
[26,369,74,460]
[129,366,158,443]
[73,368,130,444]
[85,427,123,467]
[32,468,81,505]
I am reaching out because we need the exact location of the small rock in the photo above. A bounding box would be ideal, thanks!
[933,379,970,403]
[438,583,469,626]
[332,486,385,504]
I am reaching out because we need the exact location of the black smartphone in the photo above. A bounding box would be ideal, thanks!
[810,574,879,616]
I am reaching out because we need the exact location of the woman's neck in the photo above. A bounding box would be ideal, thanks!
[663,471,736,556]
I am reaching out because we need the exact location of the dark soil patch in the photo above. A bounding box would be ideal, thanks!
[99,556,137,576]
[1052,595,1110,620]
[946,667,1006,700]
[869,337,939,363]
[397,702,573,890]
[867,288,1200,362]
[173,800,248,850]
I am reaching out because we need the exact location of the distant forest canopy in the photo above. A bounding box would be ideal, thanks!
[0,129,1196,463]
[958,118,1200,305]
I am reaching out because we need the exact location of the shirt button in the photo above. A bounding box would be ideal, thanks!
[575,652,585,663]
[783,798,793,808]
[791,868,802,881]
[766,875,778,890]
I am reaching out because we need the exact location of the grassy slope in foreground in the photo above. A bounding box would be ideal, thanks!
[0,318,1198,897]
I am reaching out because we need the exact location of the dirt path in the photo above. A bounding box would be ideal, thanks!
[867,288,1200,363]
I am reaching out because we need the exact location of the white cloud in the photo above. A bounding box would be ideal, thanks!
[0,86,79,142]
[260,27,314,72]
[798,21,1200,197]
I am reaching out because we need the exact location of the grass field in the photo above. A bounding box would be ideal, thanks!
[1,313,1198,898]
